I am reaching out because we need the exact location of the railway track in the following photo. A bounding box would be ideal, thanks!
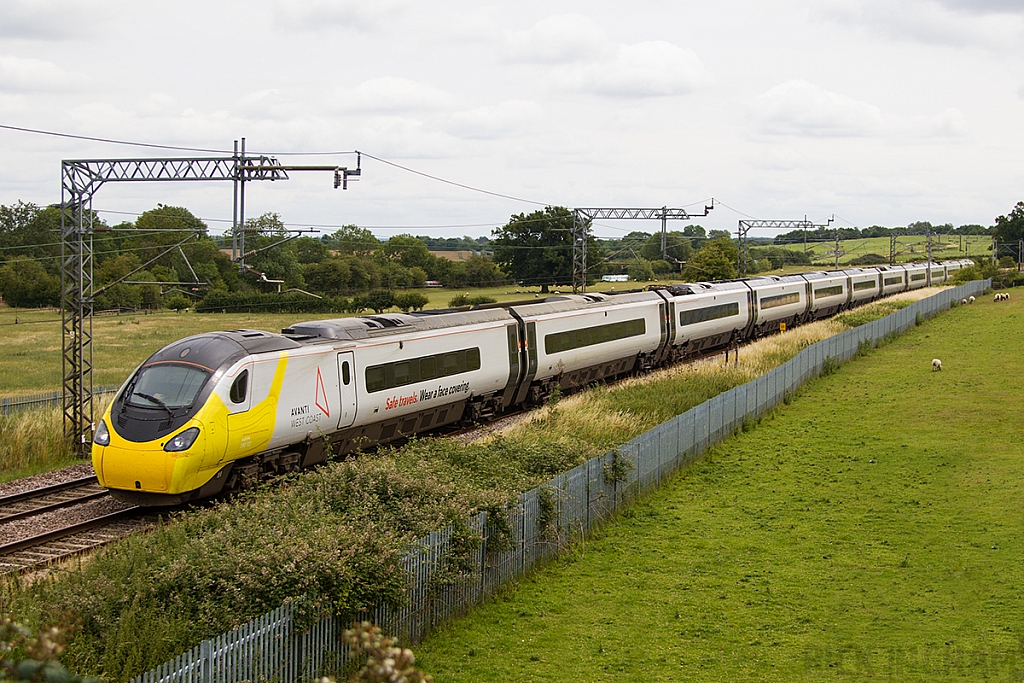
[0,477,158,575]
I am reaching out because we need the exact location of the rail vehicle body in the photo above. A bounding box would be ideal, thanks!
[92,260,974,505]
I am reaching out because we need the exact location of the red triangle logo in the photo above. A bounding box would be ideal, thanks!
[315,367,331,417]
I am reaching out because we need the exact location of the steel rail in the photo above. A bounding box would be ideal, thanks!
[0,506,140,556]
[0,475,98,507]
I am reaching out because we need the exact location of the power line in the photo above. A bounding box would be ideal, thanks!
[359,152,551,207]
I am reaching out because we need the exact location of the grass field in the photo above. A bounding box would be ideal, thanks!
[413,292,1024,682]
[787,234,979,266]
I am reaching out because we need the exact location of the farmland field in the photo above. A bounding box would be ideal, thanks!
[415,292,1024,682]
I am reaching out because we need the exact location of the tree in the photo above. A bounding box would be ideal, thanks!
[0,259,60,307]
[492,206,603,293]
[681,238,737,282]
[993,202,1024,243]
[707,229,733,241]
[325,225,378,255]
[639,231,693,269]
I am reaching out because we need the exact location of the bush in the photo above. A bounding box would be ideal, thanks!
[394,292,429,312]
[848,253,889,266]
[351,290,395,314]
[163,293,192,312]
[196,291,351,314]
[448,294,497,308]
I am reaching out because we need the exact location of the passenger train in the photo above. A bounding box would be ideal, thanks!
[92,259,973,505]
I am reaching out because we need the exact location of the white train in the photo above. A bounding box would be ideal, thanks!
[92,259,973,505]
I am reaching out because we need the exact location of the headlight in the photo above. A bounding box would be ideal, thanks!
[94,420,110,447]
[164,427,200,452]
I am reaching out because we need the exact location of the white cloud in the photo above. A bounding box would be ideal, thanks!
[817,0,1024,49]
[447,100,543,140]
[0,0,104,40]
[0,55,78,92]
[503,14,608,64]
[271,0,410,32]
[751,80,967,139]
[333,77,454,114]
[551,41,711,98]
[931,0,1024,15]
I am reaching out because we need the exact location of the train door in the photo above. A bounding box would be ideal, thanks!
[222,361,254,462]
[337,351,357,429]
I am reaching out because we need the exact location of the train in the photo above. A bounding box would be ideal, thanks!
[92,259,973,505]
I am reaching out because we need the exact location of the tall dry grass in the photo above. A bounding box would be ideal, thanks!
[0,396,111,482]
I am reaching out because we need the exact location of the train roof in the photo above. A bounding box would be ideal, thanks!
[283,308,513,341]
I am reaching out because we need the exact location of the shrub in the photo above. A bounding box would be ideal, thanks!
[394,292,429,312]
[163,293,192,312]
[447,294,497,308]
[196,291,350,314]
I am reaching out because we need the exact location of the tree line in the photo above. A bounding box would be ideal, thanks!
[2,200,1021,311]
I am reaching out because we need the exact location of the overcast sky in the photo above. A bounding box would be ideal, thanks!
[1,0,1022,241]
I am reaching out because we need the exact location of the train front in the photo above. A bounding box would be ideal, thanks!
[92,333,248,506]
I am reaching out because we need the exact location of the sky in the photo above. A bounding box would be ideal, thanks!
[1,0,1022,242]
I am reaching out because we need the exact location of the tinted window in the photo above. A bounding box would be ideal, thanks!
[679,302,739,326]
[364,348,481,394]
[341,361,351,385]
[760,292,800,310]
[229,369,248,404]
[814,286,843,299]
[128,363,209,409]
[544,318,646,355]
[854,280,877,291]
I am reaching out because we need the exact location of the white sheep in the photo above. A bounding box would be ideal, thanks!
[932,358,942,372]
[962,298,968,305]
[969,296,976,304]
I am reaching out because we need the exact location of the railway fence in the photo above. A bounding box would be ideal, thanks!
[117,279,986,683]
[0,386,120,416]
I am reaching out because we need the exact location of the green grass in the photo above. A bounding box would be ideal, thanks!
[782,234,976,266]
[413,294,1024,682]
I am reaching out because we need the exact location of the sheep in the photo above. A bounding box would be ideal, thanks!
[969,296,976,304]
[962,298,968,305]
[995,292,1010,302]
[932,358,942,372]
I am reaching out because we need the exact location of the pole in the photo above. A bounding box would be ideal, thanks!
[660,206,667,261]
[239,137,246,273]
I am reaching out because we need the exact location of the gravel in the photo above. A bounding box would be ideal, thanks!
[0,462,96,498]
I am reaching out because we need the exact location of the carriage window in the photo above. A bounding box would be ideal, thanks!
[853,280,876,291]
[544,318,646,355]
[364,347,481,394]
[884,276,903,286]
[911,273,927,281]
[394,361,412,385]
[420,356,436,380]
[814,286,843,299]
[679,303,739,326]
[760,292,800,310]
[229,369,249,404]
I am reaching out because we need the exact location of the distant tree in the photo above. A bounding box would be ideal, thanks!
[325,225,378,255]
[627,261,655,282]
[461,255,506,287]
[707,229,733,241]
[640,231,693,268]
[993,202,1024,243]
[681,238,738,282]
[295,236,329,264]
[492,206,603,293]
[0,259,60,307]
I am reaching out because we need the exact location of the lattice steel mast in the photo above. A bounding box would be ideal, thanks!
[571,202,715,293]
[61,144,360,455]
[736,216,833,277]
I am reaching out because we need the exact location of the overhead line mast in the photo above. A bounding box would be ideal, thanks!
[571,202,715,293]
[60,139,361,456]
[736,216,833,277]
